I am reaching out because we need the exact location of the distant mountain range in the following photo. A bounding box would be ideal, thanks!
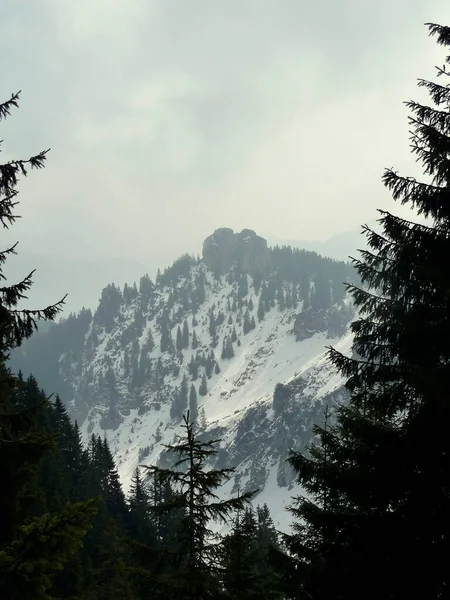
[267,225,373,263]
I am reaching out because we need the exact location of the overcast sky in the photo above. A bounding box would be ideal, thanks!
[2,0,450,274]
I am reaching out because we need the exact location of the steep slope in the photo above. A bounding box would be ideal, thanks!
[11,228,355,530]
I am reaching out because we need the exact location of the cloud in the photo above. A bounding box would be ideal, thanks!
[1,0,450,274]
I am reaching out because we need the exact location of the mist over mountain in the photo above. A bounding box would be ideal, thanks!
[3,251,150,316]
[267,225,372,263]
[3,228,362,318]
[10,227,356,529]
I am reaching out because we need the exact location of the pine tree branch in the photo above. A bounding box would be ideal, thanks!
[0,191,19,228]
[408,123,450,186]
[426,22,450,49]
[417,78,450,105]
[9,295,67,317]
[0,91,20,122]
[377,209,445,234]
[346,283,401,307]
[382,169,450,220]
[327,346,401,373]
[0,243,20,277]
[406,101,450,135]
[0,271,35,306]
[2,296,67,349]
[0,149,49,190]
[361,222,401,250]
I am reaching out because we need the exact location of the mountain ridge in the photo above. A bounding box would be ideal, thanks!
[10,228,355,530]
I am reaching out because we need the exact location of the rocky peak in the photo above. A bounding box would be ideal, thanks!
[202,227,271,276]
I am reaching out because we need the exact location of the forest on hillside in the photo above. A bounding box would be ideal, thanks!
[8,242,356,433]
[1,21,450,600]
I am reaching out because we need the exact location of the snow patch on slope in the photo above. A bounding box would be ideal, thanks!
[73,267,353,530]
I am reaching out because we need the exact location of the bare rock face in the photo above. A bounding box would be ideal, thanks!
[237,229,270,274]
[202,228,271,275]
[202,228,236,276]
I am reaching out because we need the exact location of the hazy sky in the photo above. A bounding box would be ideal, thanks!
[2,0,450,272]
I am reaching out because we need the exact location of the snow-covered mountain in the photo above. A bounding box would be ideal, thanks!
[11,228,355,531]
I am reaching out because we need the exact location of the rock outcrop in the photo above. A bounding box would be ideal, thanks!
[202,228,271,275]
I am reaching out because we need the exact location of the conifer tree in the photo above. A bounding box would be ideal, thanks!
[276,284,285,311]
[286,24,450,600]
[170,374,189,421]
[257,295,265,321]
[228,337,235,358]
[188,354,199,381]
[160,320,174,354]
[243,309,252,335]
[199,372,208,397]
[146,470,184,552]
[221,336,234,360]
[195,272,206,306]
[139,349,151,384]
[200,408,207,430]
[166,292,174,310]
[208,309,216,339]
[221,504,281,599]
[176,325,183,352]
[205,349,216,379]
[192,329,199,349]
[139,273,154,298]
[189,384,198,424]
[256,503,279,551]
[94,437,128,521]
[143,414,255,598]
[182,319,190,348]
[221,506,260,599]
[128,467,154,545]
[0,91,97,599]
[51,396,90,502]
[145,328,155,353]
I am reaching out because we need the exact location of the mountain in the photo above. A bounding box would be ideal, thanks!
[10,228,356,531]
[267,226,371,262]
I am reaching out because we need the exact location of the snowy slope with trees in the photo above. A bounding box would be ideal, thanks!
[11,228,355,530]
